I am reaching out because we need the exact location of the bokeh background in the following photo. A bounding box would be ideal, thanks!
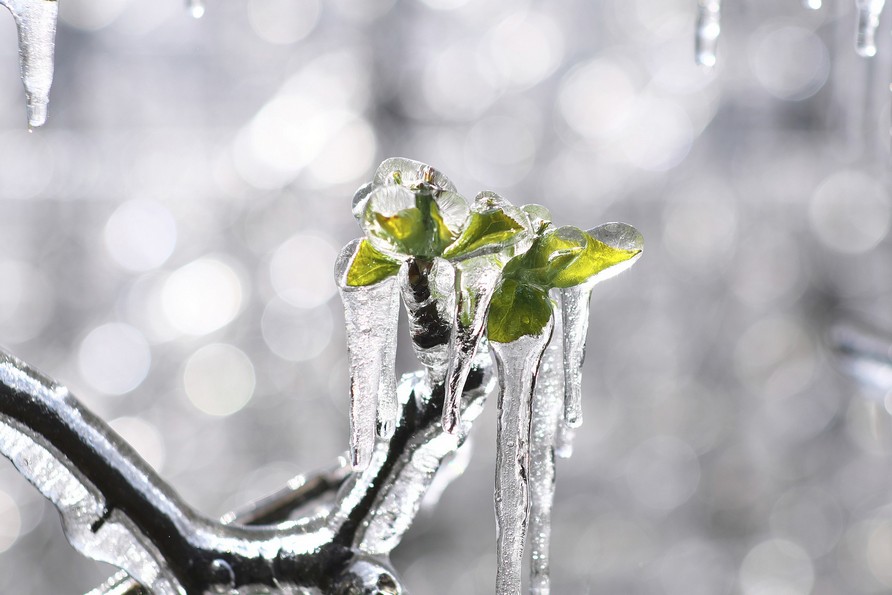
[1,0,892,592]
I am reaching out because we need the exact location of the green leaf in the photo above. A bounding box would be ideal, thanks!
[362,186,464,259]
[486,279,554,343]
[500,226,641,290]
[549,231,642,288]
[443,207,526,260]
[346,240,401,287]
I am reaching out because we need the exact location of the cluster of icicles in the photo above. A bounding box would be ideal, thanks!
[697,0,884,67]
[336,158,643,594]
[0,0,204,128]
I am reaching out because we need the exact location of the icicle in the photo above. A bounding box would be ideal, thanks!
[855,0,886,57]
[187,0,205,18]
[528,292,565,595]
[491,318,554,595]
[1,0,58,127]
[554,421,575,459]
[442,255,503,433]
[695,0,722,68]
[336,240,401,469]
[560,223,644,432]
[803,0,822,8]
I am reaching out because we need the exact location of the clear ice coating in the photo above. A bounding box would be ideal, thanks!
[399,257,457,384]
[695,0,722,68]
[0,343,493,595]
[187,0,205,18]
[560,223,644,431]
[855,0,886,57]
[443,255,504,433]
[491,320,554,595]
[336,240,402,469]
[528,291,565,595]
[0,0,58,127]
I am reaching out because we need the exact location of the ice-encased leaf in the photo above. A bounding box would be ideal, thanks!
[487,278,553,344]
[361,185,468,261]
[490,319,554,595]
[336,240,401,468]
[372,157,457,193]
[522,203,552,234]
[346,239,401,287]
[442,254,504,433]
[1,0,58,127]
[443,191,528,261]
[560,222,643,429]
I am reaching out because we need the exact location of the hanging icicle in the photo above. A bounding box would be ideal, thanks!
[528,290,565,595]
[187,0,205,19]
[855,0,886,57]
[695,0,722,68]
[0,0,58,127]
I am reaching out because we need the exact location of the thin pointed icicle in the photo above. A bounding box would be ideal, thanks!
[1,0,58,127]
[855,0,886,57]
[442,256,503,433]
[187,0,206,18]
[695,0,722,68]
[554,421,575,459]
[561,223,644,431]
[528,292,564,595]
[336,240,401,469]
[491,318,554,595]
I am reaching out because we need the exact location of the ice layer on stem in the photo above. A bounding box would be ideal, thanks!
[855,0,886,57]
[0,0,58,127]
[491,321,554,595]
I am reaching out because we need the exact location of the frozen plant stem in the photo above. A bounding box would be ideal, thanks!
[695,0,722,68]
[492,321,554,595]
[855,0,886,57]
[0,0,58,127]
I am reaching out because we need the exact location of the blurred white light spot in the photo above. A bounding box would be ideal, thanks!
[486,11,564,89]
[162,258,244,336]
[663,183,737,272]
[419,0,469,9]
[104,200,177,272]
[465,115,536,186]
[60,0,131,31]
[734,317,816,400]
[750,25,829,101]
[809,170,890,254]
[234,99,370,190]
[307,117,377,186]
[558,58,638,142]
[659,540,734,595]
[739,539,814,595]
[0,489,21,553]
[625,436,700,511]
[732,228,803,307]
[247,0,321,45]
[78,323,151,396]
[770,487,843,558]
[270,234,337,308]
[620,97,693,171]
[261,299,333,362]
[109,416,166,472]
[423,45,500,120]
[0,132,53,199]
[332,0,396,21]
[184,344,256,417]
[867,520,892,586]
[0,260,53,344]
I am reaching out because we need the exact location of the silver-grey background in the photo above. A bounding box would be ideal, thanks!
[1,0,892,593]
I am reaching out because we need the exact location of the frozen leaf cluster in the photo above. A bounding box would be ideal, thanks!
[337,158,642,593]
